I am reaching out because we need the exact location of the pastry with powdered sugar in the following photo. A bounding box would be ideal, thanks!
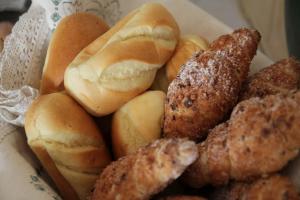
[164,28,260,141]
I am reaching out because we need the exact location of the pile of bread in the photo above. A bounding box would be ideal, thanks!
[24,3,300,200]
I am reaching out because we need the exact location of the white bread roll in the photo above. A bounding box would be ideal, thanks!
[112,90,166,158]
[24,92,111,200]
[64,3,180,116]
[40,13,109,94]
[166,35,209,81]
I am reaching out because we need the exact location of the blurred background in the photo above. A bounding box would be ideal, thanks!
[0,0,299,61]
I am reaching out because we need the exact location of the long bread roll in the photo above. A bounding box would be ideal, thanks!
[64,3,180,116]
[40,13,109,94]
[24,92,111,200]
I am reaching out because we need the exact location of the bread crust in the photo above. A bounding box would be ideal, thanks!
[112,91,166,158]
[164,28,260,141]
[166,35,209,81]
[240,57,300,100]
[184,91,300,187]
[64,3,179,116]
[25,92,111,199]
[40,12,109,94]
[92,138,198,200]
[211,175,300,200]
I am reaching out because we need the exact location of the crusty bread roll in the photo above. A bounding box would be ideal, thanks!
[64,3,179,116]
[166,35,209,81]
[92,138,198,200]
[239,57,300,100]
[112,90,166,158]
[24,92,111,200]
[40,12,109,94]
[164,29,260,141]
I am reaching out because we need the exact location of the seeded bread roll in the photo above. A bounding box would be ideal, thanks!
[25,92,111,200]
[64,3,179,116]
[40,12,109,94]
[112,90,166,158]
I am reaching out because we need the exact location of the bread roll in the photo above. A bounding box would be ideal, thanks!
[24,92,111,200]
[239,57,300,100]
[64,3,179,116]
[166,35,209,81]
[40,13,109,94]
[211,175,300,200]
[0,21,13,52]
[164,28,260,141]
[92,138,198,200]
[112,90,165,158]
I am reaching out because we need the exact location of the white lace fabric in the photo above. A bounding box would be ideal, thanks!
[0,5,48,127]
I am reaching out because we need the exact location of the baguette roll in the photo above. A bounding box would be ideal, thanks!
[40,13,109,94]
[25,92,111,200]
[64,3,180,116]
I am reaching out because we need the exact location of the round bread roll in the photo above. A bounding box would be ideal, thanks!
[112,90,166,158]
[64,3,179,116]
[40,12,109,94]
[166,35,209,81]
[24,92,111,200]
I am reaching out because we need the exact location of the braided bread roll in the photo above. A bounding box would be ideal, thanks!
[64,3,179,116]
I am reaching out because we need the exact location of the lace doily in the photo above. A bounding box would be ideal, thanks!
[39,0,121,30]
[0,5,49,127]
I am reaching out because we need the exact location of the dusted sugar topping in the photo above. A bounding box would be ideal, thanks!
[92,138,198,200]
[173,28,260,93]
[240,57,300,100]
[165,28,260,141]
[183,91,300,187]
